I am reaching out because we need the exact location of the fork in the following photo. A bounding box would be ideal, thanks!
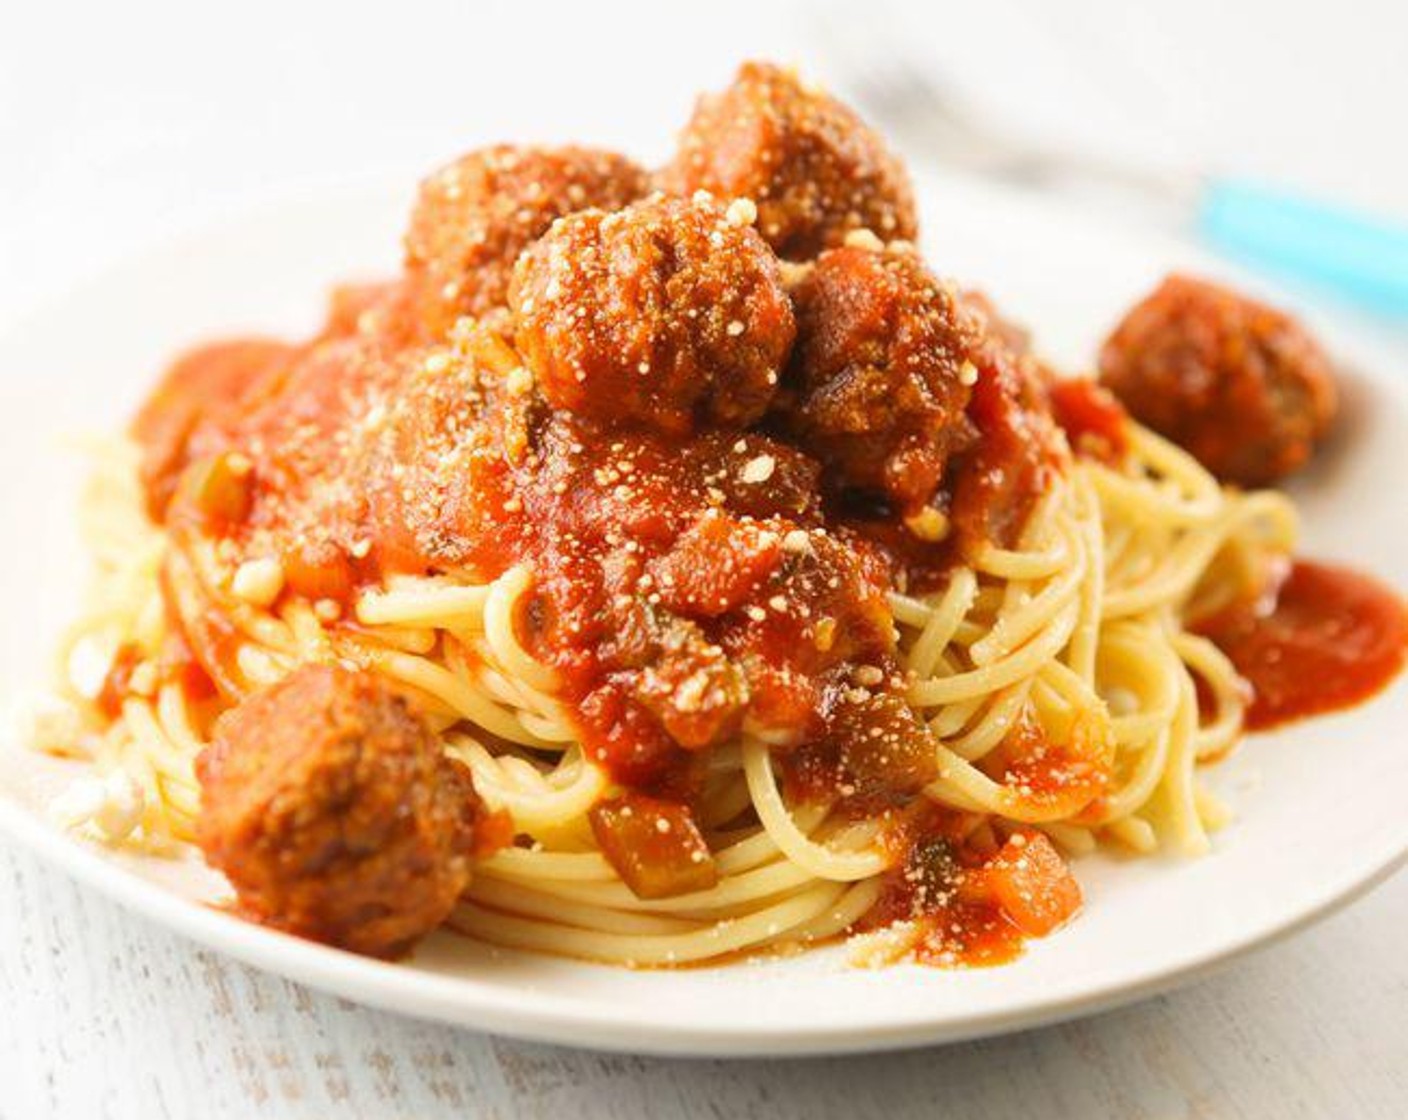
[822,30,1408,318]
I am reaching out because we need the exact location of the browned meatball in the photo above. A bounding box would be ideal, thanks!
[1099,274,1338,486]
[510,193,795,435]
[780,243,982,514]
[405,145,649,334]
[658,61,918,260]
[196,665,480,958]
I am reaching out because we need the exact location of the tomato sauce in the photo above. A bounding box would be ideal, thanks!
[983,712,1111,820]
[1197,560,1408,730]
[148,314,919,795]
[861,809,1081,967]
[1047,376,1130,465]
[131,339,298,519]
[95,644,144,720]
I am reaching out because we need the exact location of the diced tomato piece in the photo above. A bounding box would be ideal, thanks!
[634,638,747,750]
[649,512,783,618]
[577,688,685,788]
[471,807,516,860]
[589,793,719,899]
[740,661,819,747]
[1048,377,1129,464]
[282,538,356,603]
[986,830,1082,937]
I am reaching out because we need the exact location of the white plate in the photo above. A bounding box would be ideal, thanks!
[1,172,1405,1057]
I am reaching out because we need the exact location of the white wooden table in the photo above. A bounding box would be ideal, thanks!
[3,843,1405,1119]
[4,2,1408,1116]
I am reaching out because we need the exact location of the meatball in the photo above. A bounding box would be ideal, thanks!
[1099,274,1338,486]
[405,145,649,334]
[196,665,480,957]
[780,243,981,514]
[510,193,795,435]
[658,61,918,260]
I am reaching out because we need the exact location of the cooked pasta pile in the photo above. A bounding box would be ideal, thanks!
[47,423,1295,966]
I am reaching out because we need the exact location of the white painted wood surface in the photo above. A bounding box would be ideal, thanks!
[3,842,1405,1119]
[4,2,1408,1116]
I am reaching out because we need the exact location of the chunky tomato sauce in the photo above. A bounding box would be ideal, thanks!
[1197,560,1408,730]
[1047,376,1130,465]
[150,311,918,795]
[860,807,1081,966]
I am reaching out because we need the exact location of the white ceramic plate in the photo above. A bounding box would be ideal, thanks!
[1,172,1405,1057]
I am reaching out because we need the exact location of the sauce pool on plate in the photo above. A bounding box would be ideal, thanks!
[1198,561,1408,730]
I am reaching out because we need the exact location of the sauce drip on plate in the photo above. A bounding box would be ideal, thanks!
[1198,560,1408,730]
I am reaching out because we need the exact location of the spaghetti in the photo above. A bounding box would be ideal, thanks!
[48,421,1295,966]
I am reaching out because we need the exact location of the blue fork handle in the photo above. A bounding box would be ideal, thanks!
[1197,179,1408,317]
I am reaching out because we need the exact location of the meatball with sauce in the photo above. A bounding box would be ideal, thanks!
[1099,274,1338,486]
[510,193,796,435]
[405,145,649,334]
[779,242,983,515]
[196,665,481,958]
[658,61,918,260]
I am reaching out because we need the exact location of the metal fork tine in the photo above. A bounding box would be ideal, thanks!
[811,5,1194,201]
[812,11,1005,151]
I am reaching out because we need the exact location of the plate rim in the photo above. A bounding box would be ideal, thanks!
[3,782,1404,1057]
